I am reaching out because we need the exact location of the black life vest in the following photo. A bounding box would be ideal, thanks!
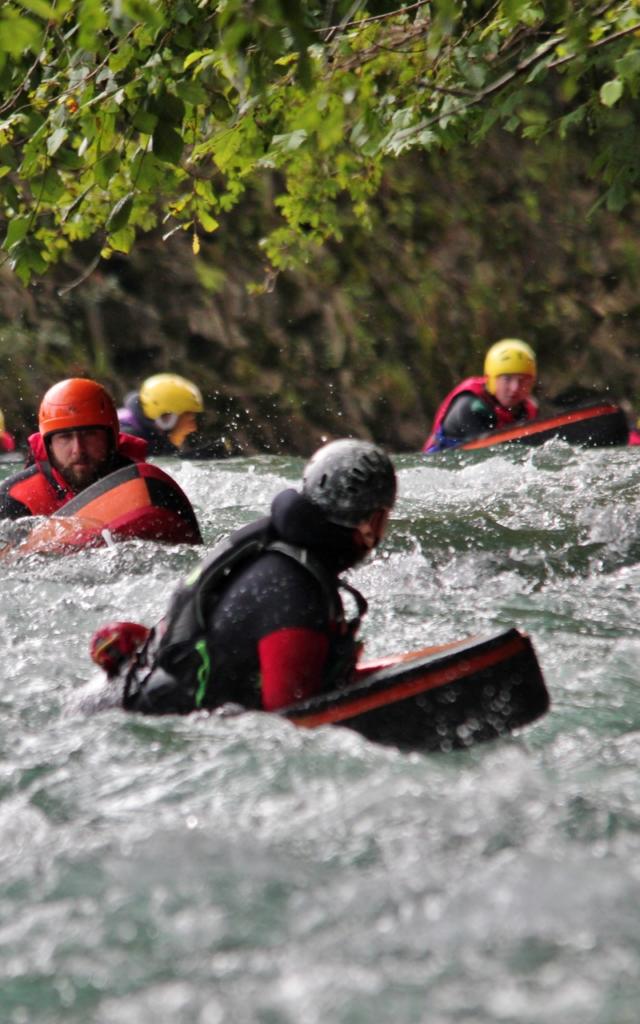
[122,516,367,715]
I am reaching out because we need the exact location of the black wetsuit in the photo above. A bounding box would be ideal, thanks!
[440,392,500,441]
[124,489,366,714]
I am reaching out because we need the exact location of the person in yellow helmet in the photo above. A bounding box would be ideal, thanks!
[0,408,16,454]
[118,374,204,456]
[422,339,538,452]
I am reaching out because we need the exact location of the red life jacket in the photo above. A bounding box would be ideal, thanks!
[423,376,538,453]
[0,431,15,453]
[5,431,148,517]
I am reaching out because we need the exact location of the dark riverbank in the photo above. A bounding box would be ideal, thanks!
[2,136,639,454]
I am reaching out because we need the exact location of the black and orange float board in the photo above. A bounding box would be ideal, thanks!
[77,626,548,753]
[458,402,629,451]
[281,627,549,752]
[3,463,202,557]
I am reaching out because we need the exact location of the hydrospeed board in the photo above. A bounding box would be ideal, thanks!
[458,402,629,451]
[2,462,202,557]
[78,625,549,753]
[282,627,549,752]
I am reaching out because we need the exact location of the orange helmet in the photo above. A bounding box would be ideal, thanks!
[38,378,119,440]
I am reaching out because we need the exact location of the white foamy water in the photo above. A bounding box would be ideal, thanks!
[1,444,640,1024]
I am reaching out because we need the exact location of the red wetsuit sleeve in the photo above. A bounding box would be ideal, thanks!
[258,627,330,711]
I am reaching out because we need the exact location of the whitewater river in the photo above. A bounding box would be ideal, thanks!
[1,442,640,1024]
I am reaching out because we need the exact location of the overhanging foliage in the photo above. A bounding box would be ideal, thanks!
[1,0,639,283]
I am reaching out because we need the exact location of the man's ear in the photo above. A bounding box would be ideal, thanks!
[355,508,389,550]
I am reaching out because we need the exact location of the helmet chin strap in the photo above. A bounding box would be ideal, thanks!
[154,413,179,432]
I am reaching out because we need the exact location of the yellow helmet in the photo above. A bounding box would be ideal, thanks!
[139,373,204,427]
[0,409,4,433]
[484,339,537,396]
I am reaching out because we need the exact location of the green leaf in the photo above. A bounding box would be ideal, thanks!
[130,150,163,190]
[121,0,164,30]
[78,0,108,52]
[9,240,47,277]
[94,111,117,151]
[95,151,120,188]
[521,123,547,141]
[152,122,184,164]
[47,127,68,157]
[175,80,208,105]
[0,14,42,55]
[132,110,159,134]
[107,224,136,253]
[106,193,134,233]
[198,210,219,233]
[615,50,640,82]
[31,169,65,202]
[600,79,623,108]
[501,0,535,20]
[61,188,91,223]
[16,0,58,19]
[109,42,136,74]
[173,1,195,26]
[558,104,586,139]
[3,216,31,251]
[183,49,214,71]
[606,179,628,213]
[12,257,32,285]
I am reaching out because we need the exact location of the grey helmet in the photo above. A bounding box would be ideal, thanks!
[302,439,397,528]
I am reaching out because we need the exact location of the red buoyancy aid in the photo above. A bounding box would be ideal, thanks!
[423,376,538,453]
[6,431,149,516]
[0,431,15,453]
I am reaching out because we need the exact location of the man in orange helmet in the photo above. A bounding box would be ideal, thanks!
[0,378,148,519]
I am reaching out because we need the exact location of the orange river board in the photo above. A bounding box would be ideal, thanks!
[2,463,202,557]
[76,626,549,754]
[280,627,549,752]
[457,402,629,451]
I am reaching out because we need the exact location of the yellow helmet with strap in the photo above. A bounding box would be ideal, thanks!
[139,374,204,429]
[484,339,536,396]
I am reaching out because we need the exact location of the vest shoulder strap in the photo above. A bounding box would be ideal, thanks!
[267,539,342,621]
[175,516,274,638]
[268,540,368,627]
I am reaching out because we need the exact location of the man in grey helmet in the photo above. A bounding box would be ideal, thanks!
[91,439,397,715]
